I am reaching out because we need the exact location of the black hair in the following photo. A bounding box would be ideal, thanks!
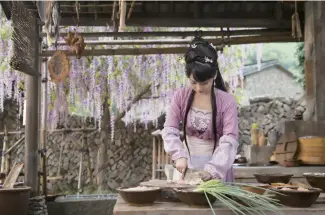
[183,37,227,157]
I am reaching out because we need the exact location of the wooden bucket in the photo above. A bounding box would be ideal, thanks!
[297,136,325,165]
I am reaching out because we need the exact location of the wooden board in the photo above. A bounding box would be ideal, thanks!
[113,196,325,215]
[140,180,195,189]
[3,162,24,188]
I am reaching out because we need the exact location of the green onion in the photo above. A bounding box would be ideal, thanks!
[194,179,284,215]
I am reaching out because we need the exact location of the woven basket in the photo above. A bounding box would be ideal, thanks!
[48,50,70,84]
[297,136,325,165]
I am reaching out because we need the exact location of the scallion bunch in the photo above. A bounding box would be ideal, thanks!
[194,180,284,215]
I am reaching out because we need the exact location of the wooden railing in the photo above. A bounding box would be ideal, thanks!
[151,129,184,179]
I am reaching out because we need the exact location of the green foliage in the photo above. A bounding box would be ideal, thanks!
[245,43,301,74]
[294,42,305,89]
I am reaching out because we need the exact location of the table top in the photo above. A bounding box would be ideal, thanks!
[113,196,325,215]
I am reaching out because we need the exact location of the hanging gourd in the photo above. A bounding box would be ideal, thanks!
[48,50,70,84]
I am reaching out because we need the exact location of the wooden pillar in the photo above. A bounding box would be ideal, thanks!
[313,1,325,124]
[304,1,325,123]
[24,21,40,197]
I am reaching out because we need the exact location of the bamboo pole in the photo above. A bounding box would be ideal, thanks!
[41,57,48,197]
[40,29,291,38]
[152,136,156,180]
[41,35,299,57]
[54,32,292,46]
[77,119,86,195]
[0,127,97,135]
[0,125,8,176]
[4,136,25,156]
[56,135,64,177]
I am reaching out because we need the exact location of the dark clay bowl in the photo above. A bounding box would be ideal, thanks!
[269,186,322,208]
[117,186,161,206]
[254,173,293,184]
[303,173,325,192]
[240,183,270,195]
[173,188,216,206]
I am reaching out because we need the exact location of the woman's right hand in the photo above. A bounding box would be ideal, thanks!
[175,157,188,174]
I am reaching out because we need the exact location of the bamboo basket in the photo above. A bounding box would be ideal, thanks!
[297,136,325,165]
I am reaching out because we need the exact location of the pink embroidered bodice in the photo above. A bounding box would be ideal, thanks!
[161,87,239,181]
[189,107,212,135]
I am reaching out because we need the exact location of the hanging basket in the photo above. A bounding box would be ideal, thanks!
[48,50,70,84]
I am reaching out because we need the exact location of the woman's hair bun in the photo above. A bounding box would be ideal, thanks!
[184,37,218,66]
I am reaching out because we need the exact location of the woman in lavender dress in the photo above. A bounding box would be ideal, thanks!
[162,37,239,182]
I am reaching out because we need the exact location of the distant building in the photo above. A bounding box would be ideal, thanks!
[242,60,304,102]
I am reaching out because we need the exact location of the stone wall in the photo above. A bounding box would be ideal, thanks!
[0,96,309,193]
[237,96,307,152]
[11,117,155,192]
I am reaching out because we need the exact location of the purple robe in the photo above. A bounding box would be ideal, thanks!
[162,87,239,182]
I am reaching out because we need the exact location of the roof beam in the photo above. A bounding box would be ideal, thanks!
[40,29,291,38]
[59,17,292,28]
[54,30,292,46]
[41,35,300,57]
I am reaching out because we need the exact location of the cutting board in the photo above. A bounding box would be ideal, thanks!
[140,180,196,189]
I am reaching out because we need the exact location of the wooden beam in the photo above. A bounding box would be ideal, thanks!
[59,17,293,28]
[41,35,299,57]
[54,31,292,46]
[24,20,40,197]
[41,29,291,38]
[0,1,12,19]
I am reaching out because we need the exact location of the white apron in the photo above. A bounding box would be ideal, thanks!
[173,136,234,182]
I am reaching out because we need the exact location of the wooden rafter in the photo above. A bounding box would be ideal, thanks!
[41,35,300,57]
[41,29,292,38]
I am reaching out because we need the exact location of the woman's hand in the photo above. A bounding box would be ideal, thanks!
[175,157,188,174]
[200,171,212,181]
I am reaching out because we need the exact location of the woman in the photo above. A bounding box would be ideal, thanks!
[162,37,239,182]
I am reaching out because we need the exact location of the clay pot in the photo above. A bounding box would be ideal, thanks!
[258,132,267,147]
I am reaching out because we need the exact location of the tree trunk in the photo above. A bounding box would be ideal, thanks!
[97,97,110,191]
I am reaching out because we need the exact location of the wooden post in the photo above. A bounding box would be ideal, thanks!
[24,21,40,197]
[0,125,7,174]
[40,57,48,196]
[152,136,156,180]
[313,1,325,124]
[77,119,86,195]
[304,1,325,123]
[304,2,316,98]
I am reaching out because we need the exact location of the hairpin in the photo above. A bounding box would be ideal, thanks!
[204,56,213,63]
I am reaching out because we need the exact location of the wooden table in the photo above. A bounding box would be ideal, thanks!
[113,195,325,215]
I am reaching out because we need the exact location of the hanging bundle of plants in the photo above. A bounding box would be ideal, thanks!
[194,180,284,215]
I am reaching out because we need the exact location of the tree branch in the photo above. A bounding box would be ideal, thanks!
[116,83,153,121]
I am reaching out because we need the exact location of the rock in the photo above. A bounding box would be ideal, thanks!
[295,106,305,113]
[115,139,122,147]
[141,148,147,155]
[257,105,268,114]
[283,104,291,112]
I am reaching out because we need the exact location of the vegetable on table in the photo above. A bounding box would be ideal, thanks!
[194,179,284,215]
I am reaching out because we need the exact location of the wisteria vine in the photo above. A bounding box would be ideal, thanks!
[0,6,262,140]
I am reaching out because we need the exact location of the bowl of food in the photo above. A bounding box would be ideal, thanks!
[303,172,325,192]
[173,188,216,206]
[240,183,270,195]
[269,186,322,207]
[116,186,161,206]
[253,173,293,184]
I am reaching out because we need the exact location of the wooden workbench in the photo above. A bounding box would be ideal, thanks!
[113,195,325,215]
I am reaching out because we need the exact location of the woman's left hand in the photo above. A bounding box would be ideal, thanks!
[199,171,212,181]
